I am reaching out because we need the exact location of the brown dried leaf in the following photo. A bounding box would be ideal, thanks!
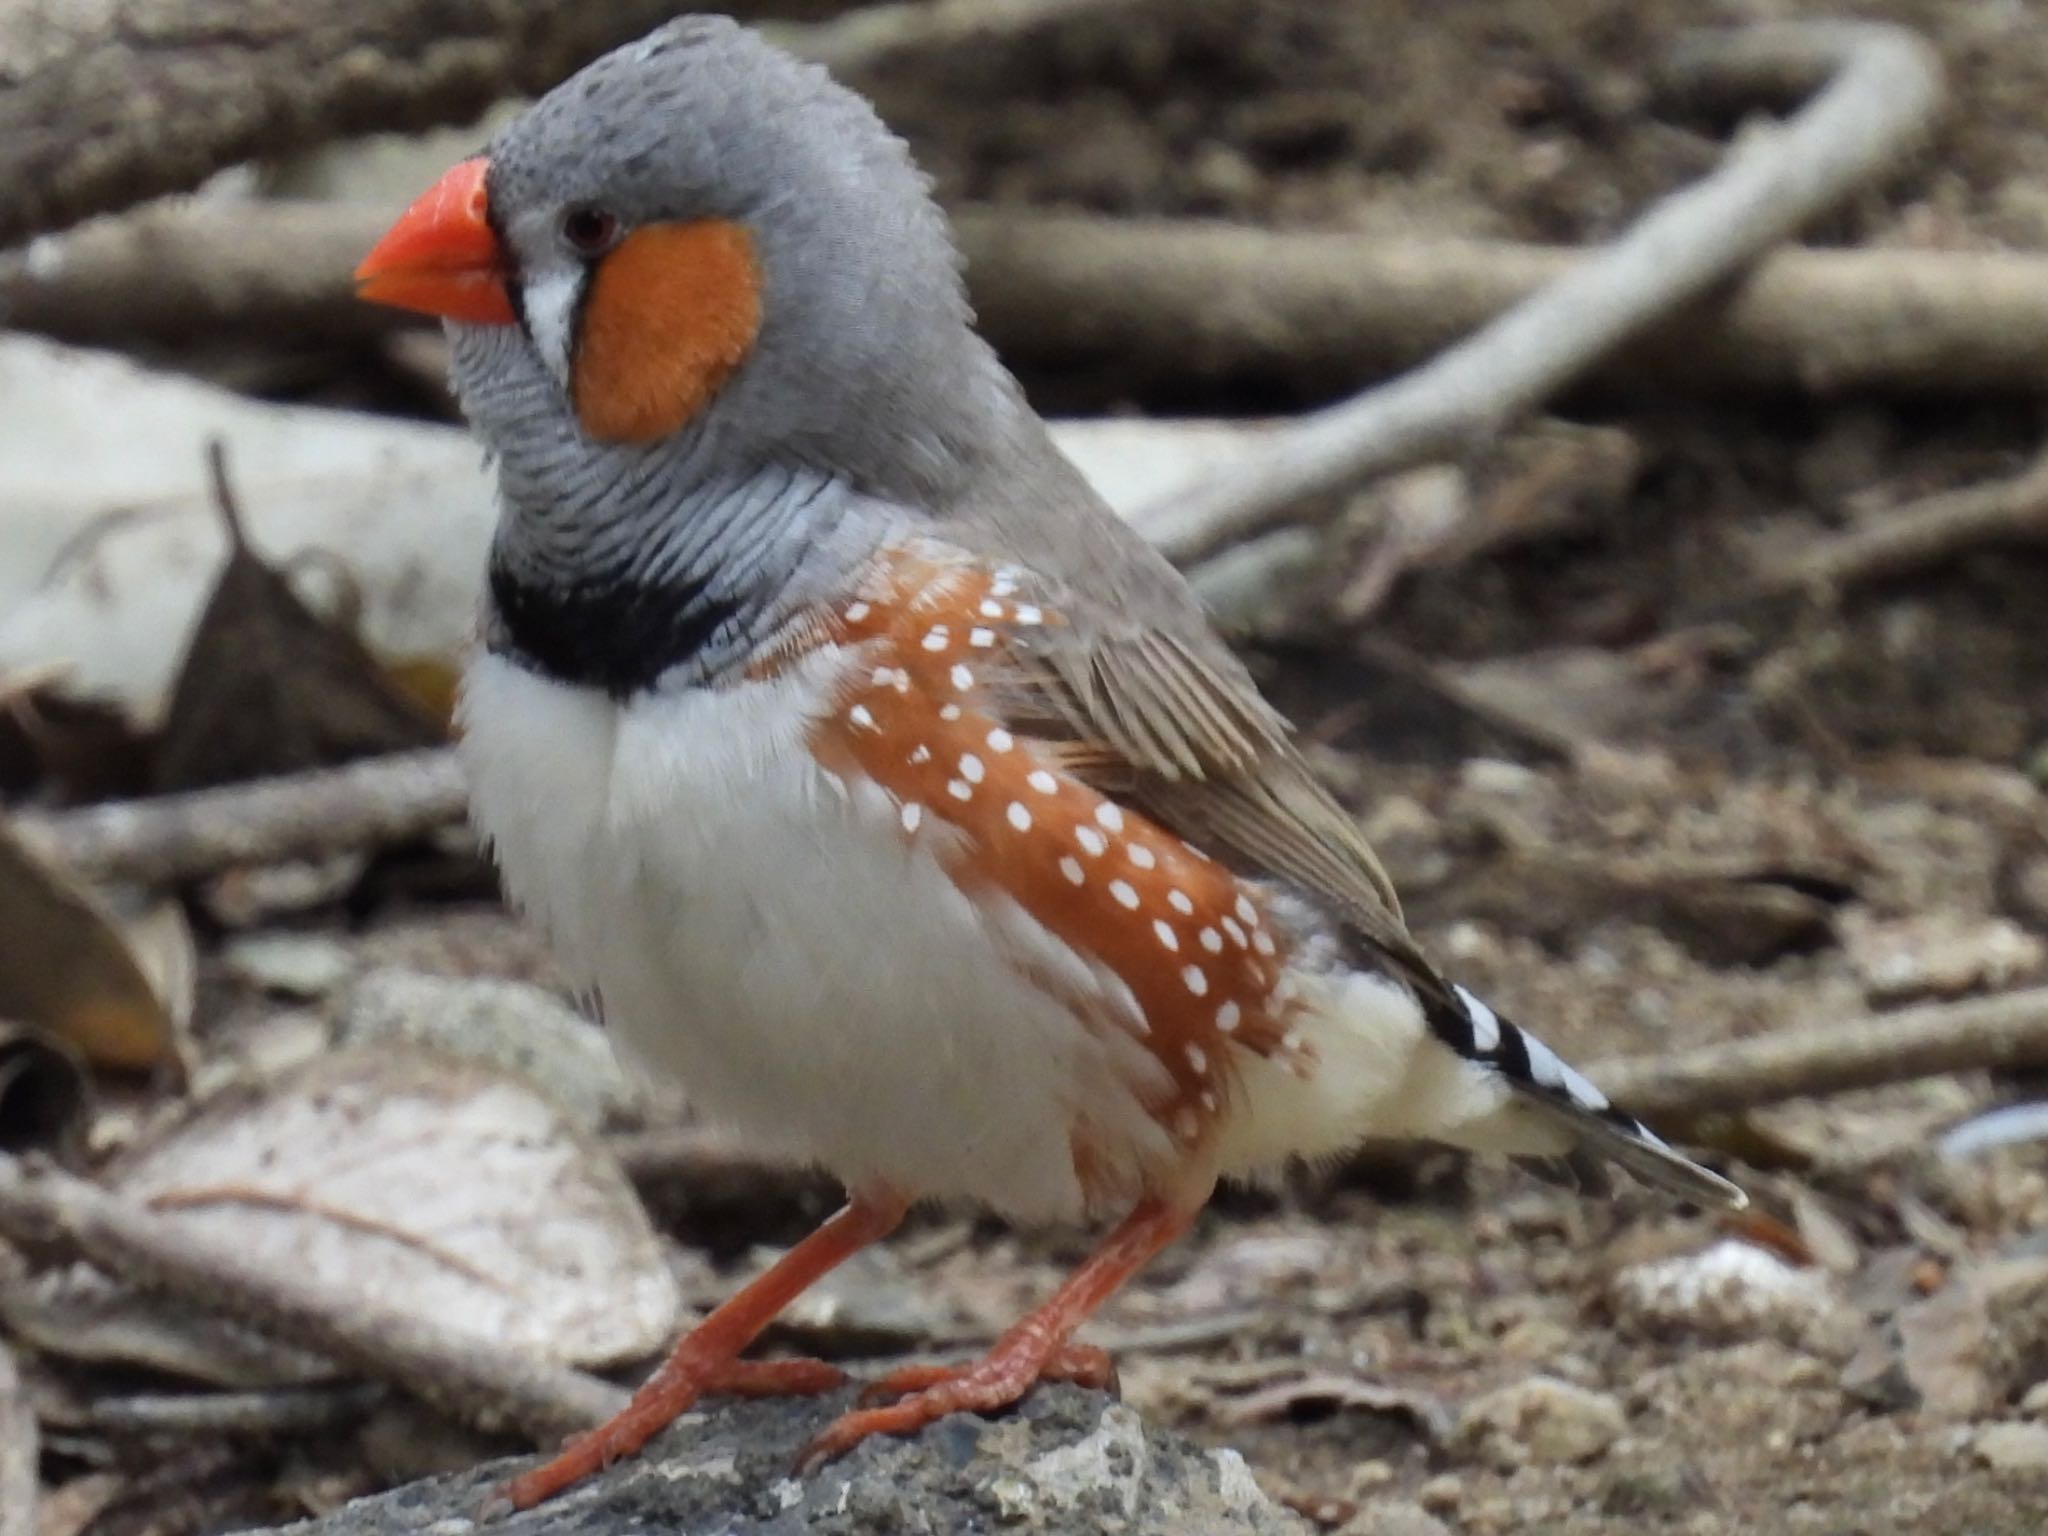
[0,824,180,1071]
[150,445,442,793]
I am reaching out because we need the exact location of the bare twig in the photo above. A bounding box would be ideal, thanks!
[10,748,468,888]
[1746,450,2048,599]
[22,204,2048,405]
[1593,987,2048,1120]
[960,217,2048,406]
[0,1340,34,1536]
[0,1154,620,1442]
[0,0,862,247]
[79,1383,387,1439]
[1138,21,1944,566]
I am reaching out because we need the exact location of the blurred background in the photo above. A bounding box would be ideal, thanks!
[2,2,2047,1533]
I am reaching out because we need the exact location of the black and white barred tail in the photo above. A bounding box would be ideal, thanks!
[1430,984,1746,1210]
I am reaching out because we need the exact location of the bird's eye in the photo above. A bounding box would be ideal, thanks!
[561,206,621,256]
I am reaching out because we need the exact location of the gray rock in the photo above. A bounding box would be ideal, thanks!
[267,1388,1309,1535]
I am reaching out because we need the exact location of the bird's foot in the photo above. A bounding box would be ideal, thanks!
[797,1341,1114,1471]
[854,1342,1115,1406]
[500,1356,846,1510]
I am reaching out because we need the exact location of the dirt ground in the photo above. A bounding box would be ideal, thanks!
[18,0,2048,1532]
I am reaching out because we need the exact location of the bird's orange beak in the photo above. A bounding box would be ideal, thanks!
[355,157,518,326]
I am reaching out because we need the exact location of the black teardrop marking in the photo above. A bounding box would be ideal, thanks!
[488,559,742,699]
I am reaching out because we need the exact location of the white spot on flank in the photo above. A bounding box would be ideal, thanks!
[871,666,909,692]
[900,802,923,833]
[940,703,962,721]
[1235,894,1259,926]
[1109,880,1140,910]
[959,753,984,784]
[969,628,996,648]
[987,728,1014,753]
[1221,917,1248,948]
[1014,604,1043,625]
[1059,856,1085,885]
[979,599,1004,619]
[908,744,932,765]
[1007,802,1032,832]
[1185,1044,1208,1074]
[1027,769,1059,794]
[848,704,878,731]
[1198,927,1223,953]
[1176,1108,1200,1139]
[1216,1000,1241,1032]
[1253,930,1277,957]
[1152,919,1179,952]
[991,574,1019,598]
[1182,965,1209,997]
[1127,844,1157,871]
[922,628,950,652]
[947,779,973,802]
[1167,889,1195,916]
[951,664,974,691]
[1076,826,1108,857]
[1096,804,1125,833]
[1200,1090,1219,1111]
[844,601,871,622]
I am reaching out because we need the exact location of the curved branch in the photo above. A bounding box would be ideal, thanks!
[1139,21,1945,567]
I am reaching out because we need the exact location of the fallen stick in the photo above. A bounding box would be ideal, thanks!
[1138,21,1944,567]
[10,748,468,888]
[962,219,2048,404]
[0,1154,621,1442]
[20,203,2048,405]
[1745,450,2048,599]
[0,1340,34,1536]
[1592,986,2048,1120]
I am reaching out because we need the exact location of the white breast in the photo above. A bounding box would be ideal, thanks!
[457,651,1172,1224]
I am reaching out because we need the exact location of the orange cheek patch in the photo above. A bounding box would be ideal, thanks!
[572,219,761,444]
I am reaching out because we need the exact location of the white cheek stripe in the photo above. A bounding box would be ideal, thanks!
[520,265,585,390]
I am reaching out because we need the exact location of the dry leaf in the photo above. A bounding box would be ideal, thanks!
[0,1260,331,1388]
[0,824,178,1070]
[107,1045,680,1369]
[150,445,443,792]
[1212,1368,1451,1442]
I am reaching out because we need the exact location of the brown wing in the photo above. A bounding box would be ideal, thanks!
[934,426,1430,986]
[998,611,1437,991]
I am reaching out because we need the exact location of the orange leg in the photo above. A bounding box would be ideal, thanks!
[855,1343,1115,1405]
[797,1198,1193,1471]
[502,1192,907,1510]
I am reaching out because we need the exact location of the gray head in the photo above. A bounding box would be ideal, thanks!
[362,17,1023,519]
